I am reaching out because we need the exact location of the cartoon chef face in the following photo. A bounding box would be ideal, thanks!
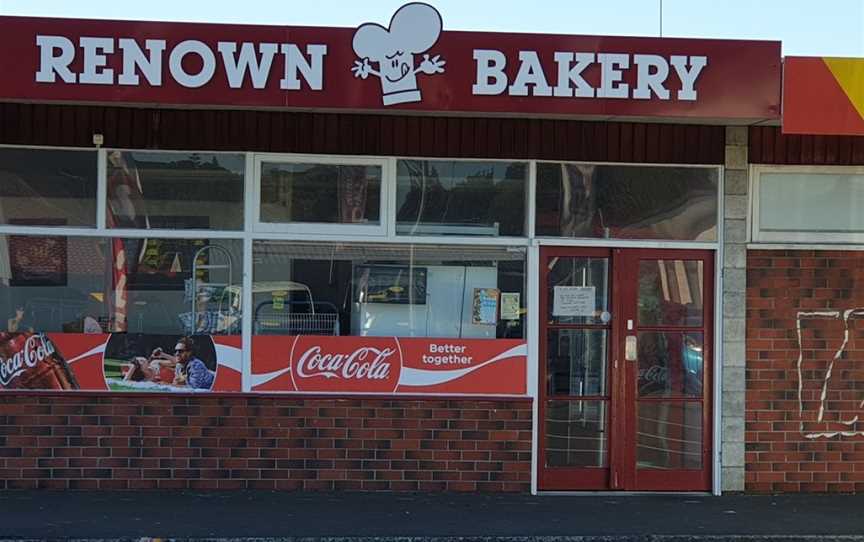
[382,50,416,88]
[352,2,446,106]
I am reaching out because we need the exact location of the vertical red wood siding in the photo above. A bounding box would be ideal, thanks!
[0,103,725,164]
[750,126,864,165]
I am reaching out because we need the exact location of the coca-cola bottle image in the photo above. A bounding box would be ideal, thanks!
[0,332,79,390]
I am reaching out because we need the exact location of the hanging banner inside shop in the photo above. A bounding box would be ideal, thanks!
[0,3,780,121]
[0,331,241,392]
[251,336,527,395]
[783,56,864,135]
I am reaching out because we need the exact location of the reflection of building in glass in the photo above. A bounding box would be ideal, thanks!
[536,164,719,241]
[260,163,381,225]
[107,151,245,231]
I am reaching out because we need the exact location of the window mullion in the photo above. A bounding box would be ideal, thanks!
[242,151,256,392]
[97,148,107,232]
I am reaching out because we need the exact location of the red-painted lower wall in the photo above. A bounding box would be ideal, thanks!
[0,394,532,491]
[747,249,864,492]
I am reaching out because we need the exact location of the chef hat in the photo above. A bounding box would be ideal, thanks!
[353,2,443,60]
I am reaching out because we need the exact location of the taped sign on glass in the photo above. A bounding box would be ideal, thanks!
[472,288,499,325]
[500,292,521,321]
[552,286,595,317]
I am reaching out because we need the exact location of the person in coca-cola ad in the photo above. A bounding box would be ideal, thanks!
[0,332,79,390]
[150,336,214,390]
[107,334,216,391]
[122,351,175,384]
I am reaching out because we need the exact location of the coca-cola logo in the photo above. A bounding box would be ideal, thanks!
[290,336,402,392]
[0,334,55,386]
[640,365,668,385]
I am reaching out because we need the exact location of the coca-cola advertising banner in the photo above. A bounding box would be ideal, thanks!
[0,332,241,392]
[0,3,780,120]
[252,336,527,395]
[0,332,526,395]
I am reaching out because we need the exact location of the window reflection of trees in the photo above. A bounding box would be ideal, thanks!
[261,164,380,225]
[130,152,243,204]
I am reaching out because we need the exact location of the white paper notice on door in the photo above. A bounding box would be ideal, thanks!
[552,286,596,317]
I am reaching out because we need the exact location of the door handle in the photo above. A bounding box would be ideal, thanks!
[625,335,637,361]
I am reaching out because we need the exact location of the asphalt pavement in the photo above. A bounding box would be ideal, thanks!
[1,491,864,540]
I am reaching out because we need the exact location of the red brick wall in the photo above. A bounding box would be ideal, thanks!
[747,249,864,493]
[0,394,532,491]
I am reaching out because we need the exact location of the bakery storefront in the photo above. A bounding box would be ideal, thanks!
[0,4,780,492]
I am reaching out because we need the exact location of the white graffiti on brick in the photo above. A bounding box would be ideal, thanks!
[795,309,864,439]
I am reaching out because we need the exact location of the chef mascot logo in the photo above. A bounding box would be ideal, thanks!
[351,2,446,106]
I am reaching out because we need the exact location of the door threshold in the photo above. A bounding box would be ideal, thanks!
[537,491,714,496]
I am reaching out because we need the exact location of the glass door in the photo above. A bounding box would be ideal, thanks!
[538,247,617,490]
[619,249,714,491]
[538,247,713,491]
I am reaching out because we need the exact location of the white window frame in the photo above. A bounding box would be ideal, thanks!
[252,153,390,237]
[751,164,864,244]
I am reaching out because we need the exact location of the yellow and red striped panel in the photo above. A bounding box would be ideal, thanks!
[783,56,864,135]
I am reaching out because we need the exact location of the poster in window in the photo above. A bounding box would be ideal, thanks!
[354,265,427,305]
[8,219,68,286]
[472,288,500,325]
[102,333,217,392]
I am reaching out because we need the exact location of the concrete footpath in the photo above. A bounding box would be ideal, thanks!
[1,492,864,540]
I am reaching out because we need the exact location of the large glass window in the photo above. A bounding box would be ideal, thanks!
[0,148,97,228]
[252,241,526,339]
[0,234,106,333]
[257,157,384,234]
[0,234,242,336]
[0,233,242,393]
[536,163,719,241]
[107,151,244,230]
[755,168,864,243]
[396,160,527,237]
[115,237,244,336]
[0,145,726,397]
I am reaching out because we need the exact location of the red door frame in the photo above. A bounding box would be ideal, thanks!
[617,248,714,491]
[537,246,714,492]
[537,246,617,490]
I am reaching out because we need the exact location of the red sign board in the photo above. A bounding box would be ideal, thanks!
[252,335,527,395]
[0,333,241,392]
[0,4,781,121]
[0,332,526,396]
[783,56,864,135]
